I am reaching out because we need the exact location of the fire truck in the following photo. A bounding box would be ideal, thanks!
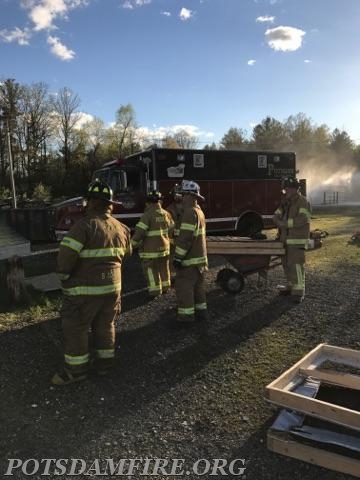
[53,147,297,240]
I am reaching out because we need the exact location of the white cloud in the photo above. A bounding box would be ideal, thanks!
[47,35,75,60]
[265,25,306,52]
[136,124,214,142]
[247,59,256,66]
[179,7,193,21]
[21,0,89,31]
[122,0,151,9]
[0,27,32,45]
[256,15,275,23]
[304,59,312,63]
[75,112,94,128]
[161,11,171,17]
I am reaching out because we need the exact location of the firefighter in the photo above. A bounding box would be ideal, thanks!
[166,184,183,280]
[173,180,208,324]
[52,179,132,385]
[131,190,174,298]
[272,177,311,304]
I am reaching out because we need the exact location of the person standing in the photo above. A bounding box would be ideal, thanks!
[273,177,311,304]
[173,180,208,324]
[166,184,183,280]
[131,190,174,298]
[53,179,132,385]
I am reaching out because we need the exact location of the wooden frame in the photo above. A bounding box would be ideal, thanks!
[265,343,360,431]
[206,237,285,256]
[267,430,360,478]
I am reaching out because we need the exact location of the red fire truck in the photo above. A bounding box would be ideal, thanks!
[53,147,297,240]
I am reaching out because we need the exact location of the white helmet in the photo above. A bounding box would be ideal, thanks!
[180,180,204,200]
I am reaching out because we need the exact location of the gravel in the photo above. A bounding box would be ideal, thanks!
[0,218,359,480]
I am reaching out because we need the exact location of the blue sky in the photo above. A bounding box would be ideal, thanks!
[1,0,360,146]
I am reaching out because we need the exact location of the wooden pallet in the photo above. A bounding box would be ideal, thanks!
[267,430,360,478]
[206,236,285,256]
[266,344,360,476]
[265,343,360,431]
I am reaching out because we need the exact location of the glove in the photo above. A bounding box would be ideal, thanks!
[173,258,183,269]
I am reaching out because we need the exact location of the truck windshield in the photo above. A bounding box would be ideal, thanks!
[93,169,110,184]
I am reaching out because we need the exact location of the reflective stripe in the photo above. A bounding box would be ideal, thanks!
[194,227,206,237]
[57,272,70,281]
[139,251,169,259]
[149,285,161,293]
[79,247,126,258]
[182,256,208,267]
[286,239,308,245]
[147,267,157,291]
[274,209,282,215]
[96,349,115,359]
[60,236,84,253]
[147,228,169,237]
[180,223,196,232]
[299,207,311,220]
[287,219,294,228]
[136,221,149,231]
[65,353,90,366]
[295,264,305,289]
[162,280,171,287]
[175,246,187,256]
[178,307,195,315]
[195,303,207,311]
[62,283,121,296]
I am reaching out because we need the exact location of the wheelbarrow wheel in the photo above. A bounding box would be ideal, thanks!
[217,268,245,294]
[216,268,233,285]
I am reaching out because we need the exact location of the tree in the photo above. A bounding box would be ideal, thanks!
[203,142,217,150]
[161,136,180,148]
[78,117,106,172]
[219,127,246,150]
[50,87,81,172]
[330,128,354,154]
[16,82,53,191]
[0,78,23,203]
[172,129,199,149]
[285,113,313,146]
[252,116,289,149]
[113,103,138,157]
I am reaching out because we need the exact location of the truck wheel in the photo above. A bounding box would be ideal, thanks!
[236,213,263,237]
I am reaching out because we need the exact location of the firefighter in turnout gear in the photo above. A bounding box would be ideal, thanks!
[173,180,208,324]
[131,190,174,298]
[166,184,183,279]
[273,177,311,304]
[52,180,132,385]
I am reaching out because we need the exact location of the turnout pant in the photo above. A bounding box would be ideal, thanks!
[175,266,207,322]
[61,294,121,374]
[142,257,170,296]
[284,245,306,297]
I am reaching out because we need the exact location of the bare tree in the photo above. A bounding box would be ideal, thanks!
[172,129,199,149]
[16,82,53,190]
[50,87,81,172]
[0,78,23,203]
[114,103,137,157]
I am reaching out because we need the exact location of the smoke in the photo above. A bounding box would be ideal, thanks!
[297,152,359,204]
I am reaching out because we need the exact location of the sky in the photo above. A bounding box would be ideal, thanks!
[1,0,360,147]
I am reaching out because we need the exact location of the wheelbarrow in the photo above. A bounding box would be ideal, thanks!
[207,236,285,294]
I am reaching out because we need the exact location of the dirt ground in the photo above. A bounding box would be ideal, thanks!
[0,207,359,479]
